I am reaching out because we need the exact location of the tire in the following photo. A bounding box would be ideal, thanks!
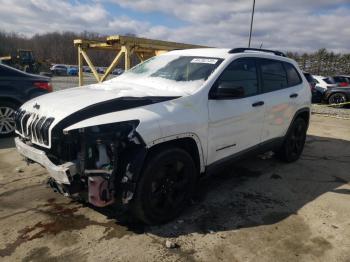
[0,101,18,138]
[275,117,307,163]
[132,147,197,225]
[328,93,347,106]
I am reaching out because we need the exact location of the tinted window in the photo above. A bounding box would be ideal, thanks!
[217,58,258,97]
[260,59,288,92]
[333,76,349,83]
[303,73,314,83]
[284,62,302,86]
[324,77,336,84]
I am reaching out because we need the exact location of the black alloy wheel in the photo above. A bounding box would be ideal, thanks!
[276,117,307,163]
[132,147,196,224]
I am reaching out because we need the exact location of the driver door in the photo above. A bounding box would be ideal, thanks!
[207,58,266,165]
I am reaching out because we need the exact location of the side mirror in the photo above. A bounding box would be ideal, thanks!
[210,82,245,99]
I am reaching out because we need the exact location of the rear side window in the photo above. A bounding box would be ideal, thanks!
[324,77,336,84]
[284,62,302,86]
[303,73,314,83]
[259,59,288,93]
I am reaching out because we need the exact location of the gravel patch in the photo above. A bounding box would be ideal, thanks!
[311,104,350,119]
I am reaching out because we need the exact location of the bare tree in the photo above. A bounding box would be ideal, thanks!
[1,30,349,75]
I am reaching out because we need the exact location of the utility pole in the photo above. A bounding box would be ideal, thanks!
[248,0,256,48]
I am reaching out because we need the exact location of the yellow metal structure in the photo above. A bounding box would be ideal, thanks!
[74,35,206,86]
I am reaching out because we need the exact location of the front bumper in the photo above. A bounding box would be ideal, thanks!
[15,137,76,184]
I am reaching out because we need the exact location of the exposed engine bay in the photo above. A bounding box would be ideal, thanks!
[16,119,147,207]
[52,120,148,207]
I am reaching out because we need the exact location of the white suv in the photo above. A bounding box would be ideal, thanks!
[14,48,311,224]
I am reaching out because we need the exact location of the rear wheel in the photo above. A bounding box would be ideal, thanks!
[132,147,197,224]
[0,101,18,137]
[328,93,346,106]
[275,118,307,163]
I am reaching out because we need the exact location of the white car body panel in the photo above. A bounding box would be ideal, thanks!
[207,95,265,164]
[312,75,337,92]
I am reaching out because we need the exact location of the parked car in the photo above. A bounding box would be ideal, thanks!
[112,68,124,75]
[67,66,78,76]
[0,63,52,137]
[14,48,311,224]
[96,67,105,74]
[50,64,68,76]
[312,75,337,92]
[323,86,350,105]
[303,72,321,103]
[332,76,349,87]
[338,75,350,83]
[83,66,91,73]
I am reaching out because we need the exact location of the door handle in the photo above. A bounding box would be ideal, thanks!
[290,93,298,98]
[252,101,264,107]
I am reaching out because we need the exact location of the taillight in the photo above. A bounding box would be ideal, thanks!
[338,82,349,87]
[34,82,53,92]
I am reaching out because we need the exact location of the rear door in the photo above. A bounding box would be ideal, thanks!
[207,58,266,164]
[257,58,303,142]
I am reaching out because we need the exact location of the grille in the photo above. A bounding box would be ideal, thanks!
[15,109,55,146]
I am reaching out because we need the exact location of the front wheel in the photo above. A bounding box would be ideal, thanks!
[0,101,18,137]
[132,147,197,224]
[275,118,307,163]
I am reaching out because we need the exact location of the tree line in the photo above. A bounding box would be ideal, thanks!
[0,31,117,67]
[287,49,350,76]
[1,30,349,75]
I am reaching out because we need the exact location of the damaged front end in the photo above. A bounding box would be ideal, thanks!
[19,120,147,207]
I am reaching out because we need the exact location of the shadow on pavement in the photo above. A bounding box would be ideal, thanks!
[0,137,15,150]
[2,134,349,240]
[94,134,350,237]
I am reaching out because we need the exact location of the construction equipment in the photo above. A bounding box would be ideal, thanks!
[74,35,206,86]
[0,49,50,75]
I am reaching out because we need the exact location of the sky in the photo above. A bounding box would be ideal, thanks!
[0,0,350,53]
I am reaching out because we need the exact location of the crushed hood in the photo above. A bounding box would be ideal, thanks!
[21,80,183,121]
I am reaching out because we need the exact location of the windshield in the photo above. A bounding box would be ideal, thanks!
[324,77,336,84]
[113,55,223,92]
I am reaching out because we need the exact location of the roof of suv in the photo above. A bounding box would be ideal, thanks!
[167,48,293,63]
[167,48,231,58]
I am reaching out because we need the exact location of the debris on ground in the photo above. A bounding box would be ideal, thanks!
[165,240,178,249]
[258,151,274,160]
[270,173,282,179]
[15,167,24,173]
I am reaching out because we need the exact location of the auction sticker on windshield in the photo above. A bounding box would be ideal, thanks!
[190,58,218,64]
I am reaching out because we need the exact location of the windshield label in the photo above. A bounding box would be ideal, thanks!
[190,58,218,64]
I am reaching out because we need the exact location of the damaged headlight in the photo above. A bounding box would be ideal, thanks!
[66,120,142,171]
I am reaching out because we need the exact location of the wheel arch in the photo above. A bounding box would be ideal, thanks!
[0,97,22,107]
[146,133,205,174]
[286,107,310,136]
[327,92,348,103]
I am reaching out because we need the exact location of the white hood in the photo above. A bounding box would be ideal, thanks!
[21,80,186,120]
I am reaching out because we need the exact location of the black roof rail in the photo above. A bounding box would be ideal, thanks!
[228,47,286,57]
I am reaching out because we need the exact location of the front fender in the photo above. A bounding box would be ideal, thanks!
[147,133,206,173]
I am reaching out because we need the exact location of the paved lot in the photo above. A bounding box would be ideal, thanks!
[0,115,350,261]
[52,74,116,91]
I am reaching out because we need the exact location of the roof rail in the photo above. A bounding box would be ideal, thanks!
[228,47,286,57]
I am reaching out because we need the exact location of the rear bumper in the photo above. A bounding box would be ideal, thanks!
[15,137,75,185]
